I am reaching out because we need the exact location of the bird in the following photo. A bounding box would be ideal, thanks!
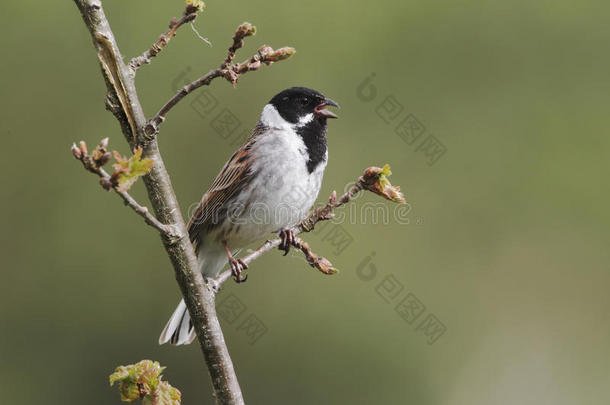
[159,87,339,345]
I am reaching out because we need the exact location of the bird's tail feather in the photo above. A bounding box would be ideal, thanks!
[159,246,233,346]
[158,299,195,345]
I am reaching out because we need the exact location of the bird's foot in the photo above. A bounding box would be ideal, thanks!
[278,229,296,256]
[229,257,248,283]
[223,241,248,283]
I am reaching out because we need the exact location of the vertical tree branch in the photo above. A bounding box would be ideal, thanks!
[72,0,244,403]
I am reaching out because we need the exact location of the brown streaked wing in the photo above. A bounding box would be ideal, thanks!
[187,123,267,247]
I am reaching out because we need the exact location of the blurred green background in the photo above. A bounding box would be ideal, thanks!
[2,0,609,404]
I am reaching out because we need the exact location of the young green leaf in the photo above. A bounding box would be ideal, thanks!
[110,147,154,192]
[186,0,206,13]
[109,360,181,405]
[361,164,406,204]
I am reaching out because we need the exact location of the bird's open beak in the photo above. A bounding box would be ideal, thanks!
[314,98,340,119]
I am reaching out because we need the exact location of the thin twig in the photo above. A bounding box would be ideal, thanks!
[71,141,180,239]
[214,166,405,287]
[101,168,177,236]
[212,190,348,286]
[129,4,201,73]
[145,69,223,137]
[292,236,338,273]
[145,23,295,138]
[221,22,256,69]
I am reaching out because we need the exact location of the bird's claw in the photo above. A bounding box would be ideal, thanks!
[229,257,248,283]
[278,229,296,256]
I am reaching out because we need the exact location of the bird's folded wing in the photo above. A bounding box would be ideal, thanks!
[187,124,267,246]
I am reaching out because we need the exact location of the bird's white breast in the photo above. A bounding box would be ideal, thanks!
[227,124,327,245]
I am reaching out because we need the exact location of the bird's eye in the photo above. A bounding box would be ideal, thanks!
[300,97,309,105]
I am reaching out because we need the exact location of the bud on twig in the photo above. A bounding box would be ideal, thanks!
[222,22,258,70]
[328,191,337,205]
[295,238,338,275]
[91,138,111,168]
[360,164,406,204]
[71,143,83,160]
[259,46,296,65]
[234,22,256,41]
[79,141,88,156]
[185,0,206,14]
[257,45,273,58]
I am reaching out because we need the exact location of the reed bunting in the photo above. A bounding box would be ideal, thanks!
[160,87,339,345]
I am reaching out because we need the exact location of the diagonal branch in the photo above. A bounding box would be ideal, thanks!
[145,22,295,138]
[213,165,406,287]
[71,140,180,239]
[128,3,202,73]
[145,68,222,137]
[221,22,256,69]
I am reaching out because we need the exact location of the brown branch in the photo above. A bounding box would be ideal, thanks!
[128,4,201,73]
[73,1,244,403]
[221,22,256,69]
[71,140,179,239]
[145,68,223,137]
[213,166,406,287]
[293,237,339,273]
[145,22,295,138]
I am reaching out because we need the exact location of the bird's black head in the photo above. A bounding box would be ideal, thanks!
[268,87,339,125]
